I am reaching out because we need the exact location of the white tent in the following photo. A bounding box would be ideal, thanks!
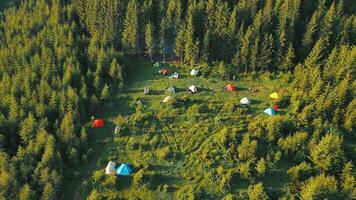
[188,85,198,93]
[114,125,121,134]
[162,96,172,103]
[170,72,179,79]
[144,87,150,95]
[240,97,251,105]
[190,69,198,76]
[105,161,116,174]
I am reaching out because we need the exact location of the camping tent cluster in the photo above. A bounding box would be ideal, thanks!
[263,92,280,116]
[106,161,132,176]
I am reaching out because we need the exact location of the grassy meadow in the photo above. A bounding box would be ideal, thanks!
[64,61,293,199]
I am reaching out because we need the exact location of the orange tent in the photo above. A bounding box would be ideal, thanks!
[226,84,236,92]
[92,119,104,128]
[159,69,168,75]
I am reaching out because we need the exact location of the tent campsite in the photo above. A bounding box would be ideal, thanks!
[270,92,279,99]
[92,119,104,128]
[116,163,132,176]
[273,104,280,110]
[225,84,236,92]
[240,97,251,105]
[190,69,198,76]
[163,96,173,103]
[144,86,150,95]
[188,85,198,93]
[264,108,276,116]
[105,161,116,174]
[170,72,179,80]
[159,69,168,75]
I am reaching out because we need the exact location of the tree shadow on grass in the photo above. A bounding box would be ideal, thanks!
[116,176,133,190]
[148,174,183,190]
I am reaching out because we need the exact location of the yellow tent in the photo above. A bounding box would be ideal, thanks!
[270,92,279,99]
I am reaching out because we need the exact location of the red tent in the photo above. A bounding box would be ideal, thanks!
[273,104,280,110]
[92,119,104,128]
[226,84,236,92]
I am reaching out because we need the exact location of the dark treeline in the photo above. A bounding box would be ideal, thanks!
[76,0,355,73]
[0,0,125,199]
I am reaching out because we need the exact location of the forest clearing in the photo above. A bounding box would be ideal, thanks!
[63,61,293,199]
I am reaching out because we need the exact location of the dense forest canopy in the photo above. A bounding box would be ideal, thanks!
[0,0,355,199]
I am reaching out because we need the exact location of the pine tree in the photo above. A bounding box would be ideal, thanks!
[175,23,185,63]
[302,10,321,58]
[300,174,339,200]
[304,38,325,68]
[250,37,259,73]
[280,43,295,72]
[258,34,273,72]
[20,112,37,145]
[248,183,269,200]
[145,22,154,62]
[122,0,139,54]
[19,184,33,200]
[241,28,252,73]
[41,183,55,200]
[310,132,345,173]
[184,5,198,66]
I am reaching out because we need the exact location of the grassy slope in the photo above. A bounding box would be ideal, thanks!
[64,61,292,199]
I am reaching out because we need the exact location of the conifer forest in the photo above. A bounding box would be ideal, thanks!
[0,0,355,199]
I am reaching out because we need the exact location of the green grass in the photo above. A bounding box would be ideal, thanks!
[63,61,291,199]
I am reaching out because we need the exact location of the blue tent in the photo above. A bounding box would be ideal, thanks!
[264,108,276,116]
[116,163,132,176]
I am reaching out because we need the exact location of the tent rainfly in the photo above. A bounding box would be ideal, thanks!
[240,97,251,105]
[105,161,116,174]
[116,163,132,176]
[92,119,105,128]
[190,69,198,76]
[162,96,173,103]
[188,85,198,93]
[270,92,279,99]
[144,87,150,95]
[264,108,276,116]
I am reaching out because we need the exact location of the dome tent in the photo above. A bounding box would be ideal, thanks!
[190,69,198,76]
[273,104,280,110]
[92,119,104,128]
[170,72,179,79]
[270,92,279,99]
[162,96,173,103]
[144,86,150,95]
[116,163,132,176]
[105,161,116,174]
[264,108,276,116]
[188,85,198,93]
[225,84,236,92]
[240,97,251,105]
